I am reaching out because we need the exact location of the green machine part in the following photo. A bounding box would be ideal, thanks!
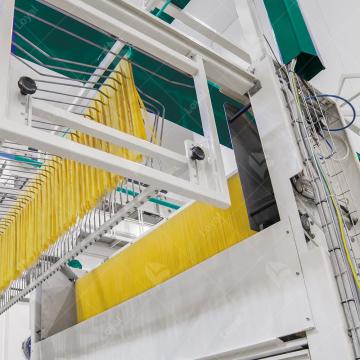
[68,259,83,270]
[263,0,324,80]
[151,0,192,23]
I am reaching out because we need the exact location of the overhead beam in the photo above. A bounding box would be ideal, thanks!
[32,101,188,167]
[162,1,252,63]
[194,55,229,202]
[44,0,256,95]
[0,187,23,197]
[0,119,229,208]
[44,0,199,77]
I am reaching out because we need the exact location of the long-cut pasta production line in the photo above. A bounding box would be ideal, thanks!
[0,0,360,359]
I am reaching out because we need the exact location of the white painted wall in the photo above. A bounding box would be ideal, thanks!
[299,0,360,97]
[33,220,314,360]
[0,302,30,360]
[299,0,360,154]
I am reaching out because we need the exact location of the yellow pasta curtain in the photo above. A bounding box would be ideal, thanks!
[0,60,147,291]
[76,174,256,322]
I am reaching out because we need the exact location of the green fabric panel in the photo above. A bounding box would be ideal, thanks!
[14,0,241,147]
[128,49,240,147]
[263,0,324,80]
[151,8,175,23]
[171,0,192,9]
[14,0,116,81]
[150,0,191,23]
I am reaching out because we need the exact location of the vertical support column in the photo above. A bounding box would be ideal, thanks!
[193,54,230,206]
[246,1,356,359]
[0,0,15,120]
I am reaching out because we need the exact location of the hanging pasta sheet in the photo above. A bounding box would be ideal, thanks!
[0,60,147,291]
[76,174,256,322]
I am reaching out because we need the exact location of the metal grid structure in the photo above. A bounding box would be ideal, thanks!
[0,177,183,314]
[0,0,261,210]
[277,63,360,358]
[0,0,258,313]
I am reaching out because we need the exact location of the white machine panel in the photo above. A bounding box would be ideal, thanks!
[33,218,313,360]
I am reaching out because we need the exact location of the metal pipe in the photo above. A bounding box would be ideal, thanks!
[0,180,39,192]
[0,204,23,211]
[32,77,109,99]
[32,97,99,113]
[0,152,42,168]
[14,7,194,88]
[14,30,125,84]
[0,157,54,171]
[137,88,165,144]
[13,42,117,91]
[117,186,180,210]
[0,145,62,164]
[13,54,110,99]
[3,142,62,159]
[0,187,35,197]
[0,168,46,180]
[228,103,252,123]
[0,174,42,186]
[37,88,106,106]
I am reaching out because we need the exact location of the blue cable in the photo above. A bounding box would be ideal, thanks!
[305,94,357,132]
[318,132,334,160]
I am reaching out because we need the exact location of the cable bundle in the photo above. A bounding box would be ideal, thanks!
[0,60,147,291]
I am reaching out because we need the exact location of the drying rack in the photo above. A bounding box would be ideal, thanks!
[0,0,257,313]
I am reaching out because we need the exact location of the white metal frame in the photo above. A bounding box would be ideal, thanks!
[0,0,258,208]
[32,101,188,167]
[78,0,256,94]
[0,115,226,205]
[147,0,252,64]
[336,73,360,136]
[0,0,260,315]
[23,2,360,360]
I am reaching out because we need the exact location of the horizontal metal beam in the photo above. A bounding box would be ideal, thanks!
[106,0,256,94]
[0,119,229,207]
[163,2,251,63]
[45,0,256,95]
[45,0,199,77]
[0,187,22,196]
[32,101,188,166]
[337,73,360,96]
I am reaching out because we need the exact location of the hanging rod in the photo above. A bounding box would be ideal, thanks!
[14,6,195,89]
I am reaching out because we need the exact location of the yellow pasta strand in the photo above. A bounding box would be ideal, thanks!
[0,60,147,291]
[75,174,255,322]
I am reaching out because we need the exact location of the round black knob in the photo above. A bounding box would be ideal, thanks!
[18,76,37,96]
[190,146,205,161]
